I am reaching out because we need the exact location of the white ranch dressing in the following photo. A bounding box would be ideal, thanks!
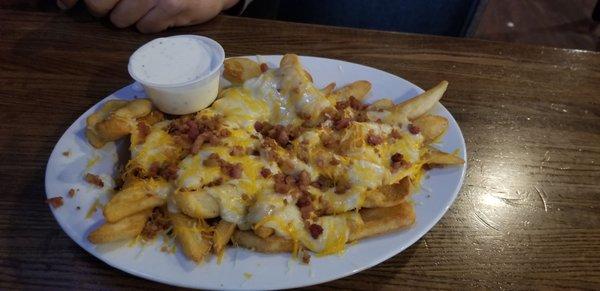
[130,37,211,85]
[128,35,224,115]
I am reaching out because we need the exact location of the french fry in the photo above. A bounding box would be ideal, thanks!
[363,177,411,208]
[367,99,394,111]
[103,179,168,223]
[280,53,300,68]
[394,81,448,120]
[86,100,128,148]
[303,69,313,83]
[349,202,415,242]
[88,209,151,244]
[330,80,372,102]
[425,147,465,165]
[213,220,236,255]
[321,82,336,96]
[137,110,164,126]
[86,99,152,148]
[232,230,294,253]
[254,226,274,238]
[412,114,448,143]
[171,213,212,263]
[223,58,261,84]
[173,189,220,219]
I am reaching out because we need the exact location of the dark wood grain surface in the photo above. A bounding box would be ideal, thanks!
[1,5,600,290]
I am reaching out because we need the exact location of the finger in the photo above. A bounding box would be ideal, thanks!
[110,0,157,28]
[172,0,225,27]
[135,0,186,34]
[57,0,79,10]
[84,0,120,17]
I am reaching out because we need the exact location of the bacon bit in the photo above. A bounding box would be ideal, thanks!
[205,177,223,187]
[148,162,160,177]
[408,124,421,135]
[391,153,410,171]
[167,118,188,134]
[218,128,230,138]
[366,131,384,146]
[392,160,412,172]
[334,118,351,130]
[262,138,278,149]
[297,150,309,163]
[141,208,170,240]
[355,111,368,122]
[255,122,298,147]
[173,135,192,152]
[348,96,368,111]
[391,153,404,163]
[203,153,221,167]
[254,121,265,132]
[300,204,313,220]
[335,180,351,194]
[308,224,323,239]
[190,133,207,154]
[260,63,269,72]
[264,148,279,162]
[296,194,312,208]
[208,133,221,146]
[315,157,325,168]
[137,122,151,140]
[160,163,179,181]
[335,100,350,110]
[279,159,295,175]
[46,196,64,208]
[297,170,310,190]
[230,163,243,179]
[68,188,76,198]
[168,115,225,149]
[289,126,302,140]
[321,135,338,149]
[329,158,340,166]
[84,173,104,188]
[276,129,290,146]
[230,145,245,156]
[285,174,297,185]
[186,120,200,140]
[260,167,272,178]
[221,162,243,179]
[251,149,261,156]
[390,129,402,139]
[301,251,311,264]
[311,175,334,190]
[62,151,70,157]
[273,173,292,194]
[299,112,312,120]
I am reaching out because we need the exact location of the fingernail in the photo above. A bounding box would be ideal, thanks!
[57,0,68,10]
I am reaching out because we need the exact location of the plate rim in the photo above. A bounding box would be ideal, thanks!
[45,54,467,290]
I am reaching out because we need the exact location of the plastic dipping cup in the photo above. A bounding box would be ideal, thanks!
[128,35,225,115]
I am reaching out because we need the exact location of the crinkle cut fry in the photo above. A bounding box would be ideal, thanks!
[171,213,212,263]
[86,99,152,148]
[88,209,152,244]
[232,202,415,254]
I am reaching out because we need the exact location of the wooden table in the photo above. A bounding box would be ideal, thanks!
[1,4,599,290]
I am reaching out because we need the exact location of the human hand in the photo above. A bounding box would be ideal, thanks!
[57,0,240,33]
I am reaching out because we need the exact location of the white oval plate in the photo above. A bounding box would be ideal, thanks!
[45,55,466,290]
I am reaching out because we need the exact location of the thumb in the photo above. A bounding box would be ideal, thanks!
[57,0,79,10]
